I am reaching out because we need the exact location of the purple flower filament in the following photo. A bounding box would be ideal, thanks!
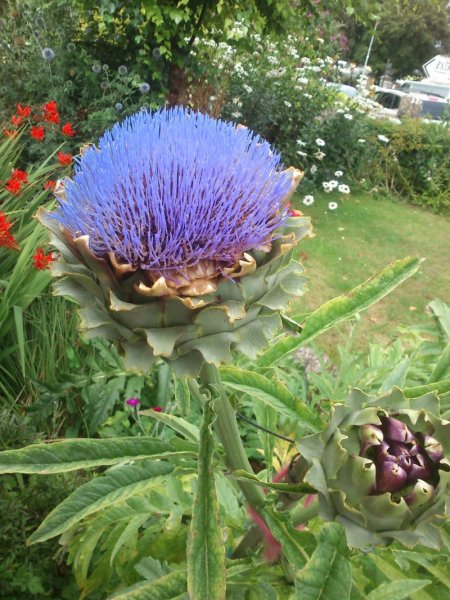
[52,107,293,279]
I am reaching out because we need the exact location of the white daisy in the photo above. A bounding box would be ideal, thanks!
[357,138,366,143]
[315,138,326,146]
[328,201,338,210]
[303,195,314,206]
[310,165,318,174]
[344,113,353,120]
[377,134,390,143]
[328,180,338,189]
[338,184,350,194]
[334,170,343,177]
[297,150,307,157]
[322,182,332,192]
[314,150,326,160]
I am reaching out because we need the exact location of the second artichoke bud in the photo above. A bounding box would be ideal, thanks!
[298,388,450,548]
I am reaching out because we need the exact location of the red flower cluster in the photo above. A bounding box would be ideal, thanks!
[4,100,76,149]
[17,104,31,118]
[43,100,60,124]
[61,122,75,137]
[0,212,19,250]
[33,247,54,270]
[58,151,73,166]
[44,180,57,191]
[30,125,45,141]
[4,168,28,195]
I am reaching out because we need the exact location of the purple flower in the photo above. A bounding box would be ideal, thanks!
[126,397,140,407]
[50,107,293,282]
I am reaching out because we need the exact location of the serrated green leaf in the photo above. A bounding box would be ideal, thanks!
[107,570,186,599]
[174,377,191,415]
[295,523,351,600]
[0,437,196,474]
[265,507,315,570]
[393,550,449,589]
[368,555,434,600]
[429,343,450,383]
[378,357,410,393]
[403,380,450,398]
[28,461,174,544]
[139,410,200,442]
[220,367,320,431]
[187,401,226,600]
[230,470,315,495]
[366,579,431,600]
[258,257,422,367]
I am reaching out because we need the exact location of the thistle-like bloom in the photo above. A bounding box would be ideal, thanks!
[298,388,450,549]
[51,107,296,294]
[40,107,309,375]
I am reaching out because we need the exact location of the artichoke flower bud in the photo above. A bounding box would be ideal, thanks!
[359,424,383,454]
[422,435,444,463]
[298,388,450,548]
[404,480,435,508]
[38,108,311,376]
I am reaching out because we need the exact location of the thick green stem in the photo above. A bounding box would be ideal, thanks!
[199,363,266,510]
[290,497,319,526]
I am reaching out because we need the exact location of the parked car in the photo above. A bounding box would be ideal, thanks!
[398,79,450,101]
[374,86,448,121]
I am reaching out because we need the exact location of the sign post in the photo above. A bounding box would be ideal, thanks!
[422,55,450,82]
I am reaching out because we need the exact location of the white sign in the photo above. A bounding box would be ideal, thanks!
[423,55,450,82]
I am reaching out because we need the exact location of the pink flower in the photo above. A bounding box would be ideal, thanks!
[126,397,140,407]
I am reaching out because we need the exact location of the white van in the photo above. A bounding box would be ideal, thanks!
[398,79,450,101]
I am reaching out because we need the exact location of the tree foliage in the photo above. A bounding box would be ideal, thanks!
[346,0,450,77]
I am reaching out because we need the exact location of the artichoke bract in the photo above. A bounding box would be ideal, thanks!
[38,108,310,376]
[298,388,450,548]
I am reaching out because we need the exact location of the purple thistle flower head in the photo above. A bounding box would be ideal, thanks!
[51,107,295,289]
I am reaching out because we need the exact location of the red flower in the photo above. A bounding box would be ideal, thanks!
[33,247,54,270]
[5,178,22,194]
[44,180,56,191]
[61,122,76,137]
[57,151,73,166]
[30,126,45,141]
[11,168,28,183]
[17,104,31,118]
[11,115,23,126]
[43,100,60,124]
[3,129,18,138]
[288,208,303,217]
[0,212,19,250]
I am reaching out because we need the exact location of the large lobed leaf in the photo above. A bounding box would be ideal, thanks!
[258,256,423,367]
[107,570,187,599]
[220,367,321,431]
[295,523,352,600]
[0,436,196,474]
[28,461,174,544]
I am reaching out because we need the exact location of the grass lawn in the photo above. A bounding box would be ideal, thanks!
[290,191,450,349]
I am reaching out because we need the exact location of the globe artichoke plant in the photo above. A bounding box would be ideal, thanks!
[38,107,310,376]
[297,388,450,548]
